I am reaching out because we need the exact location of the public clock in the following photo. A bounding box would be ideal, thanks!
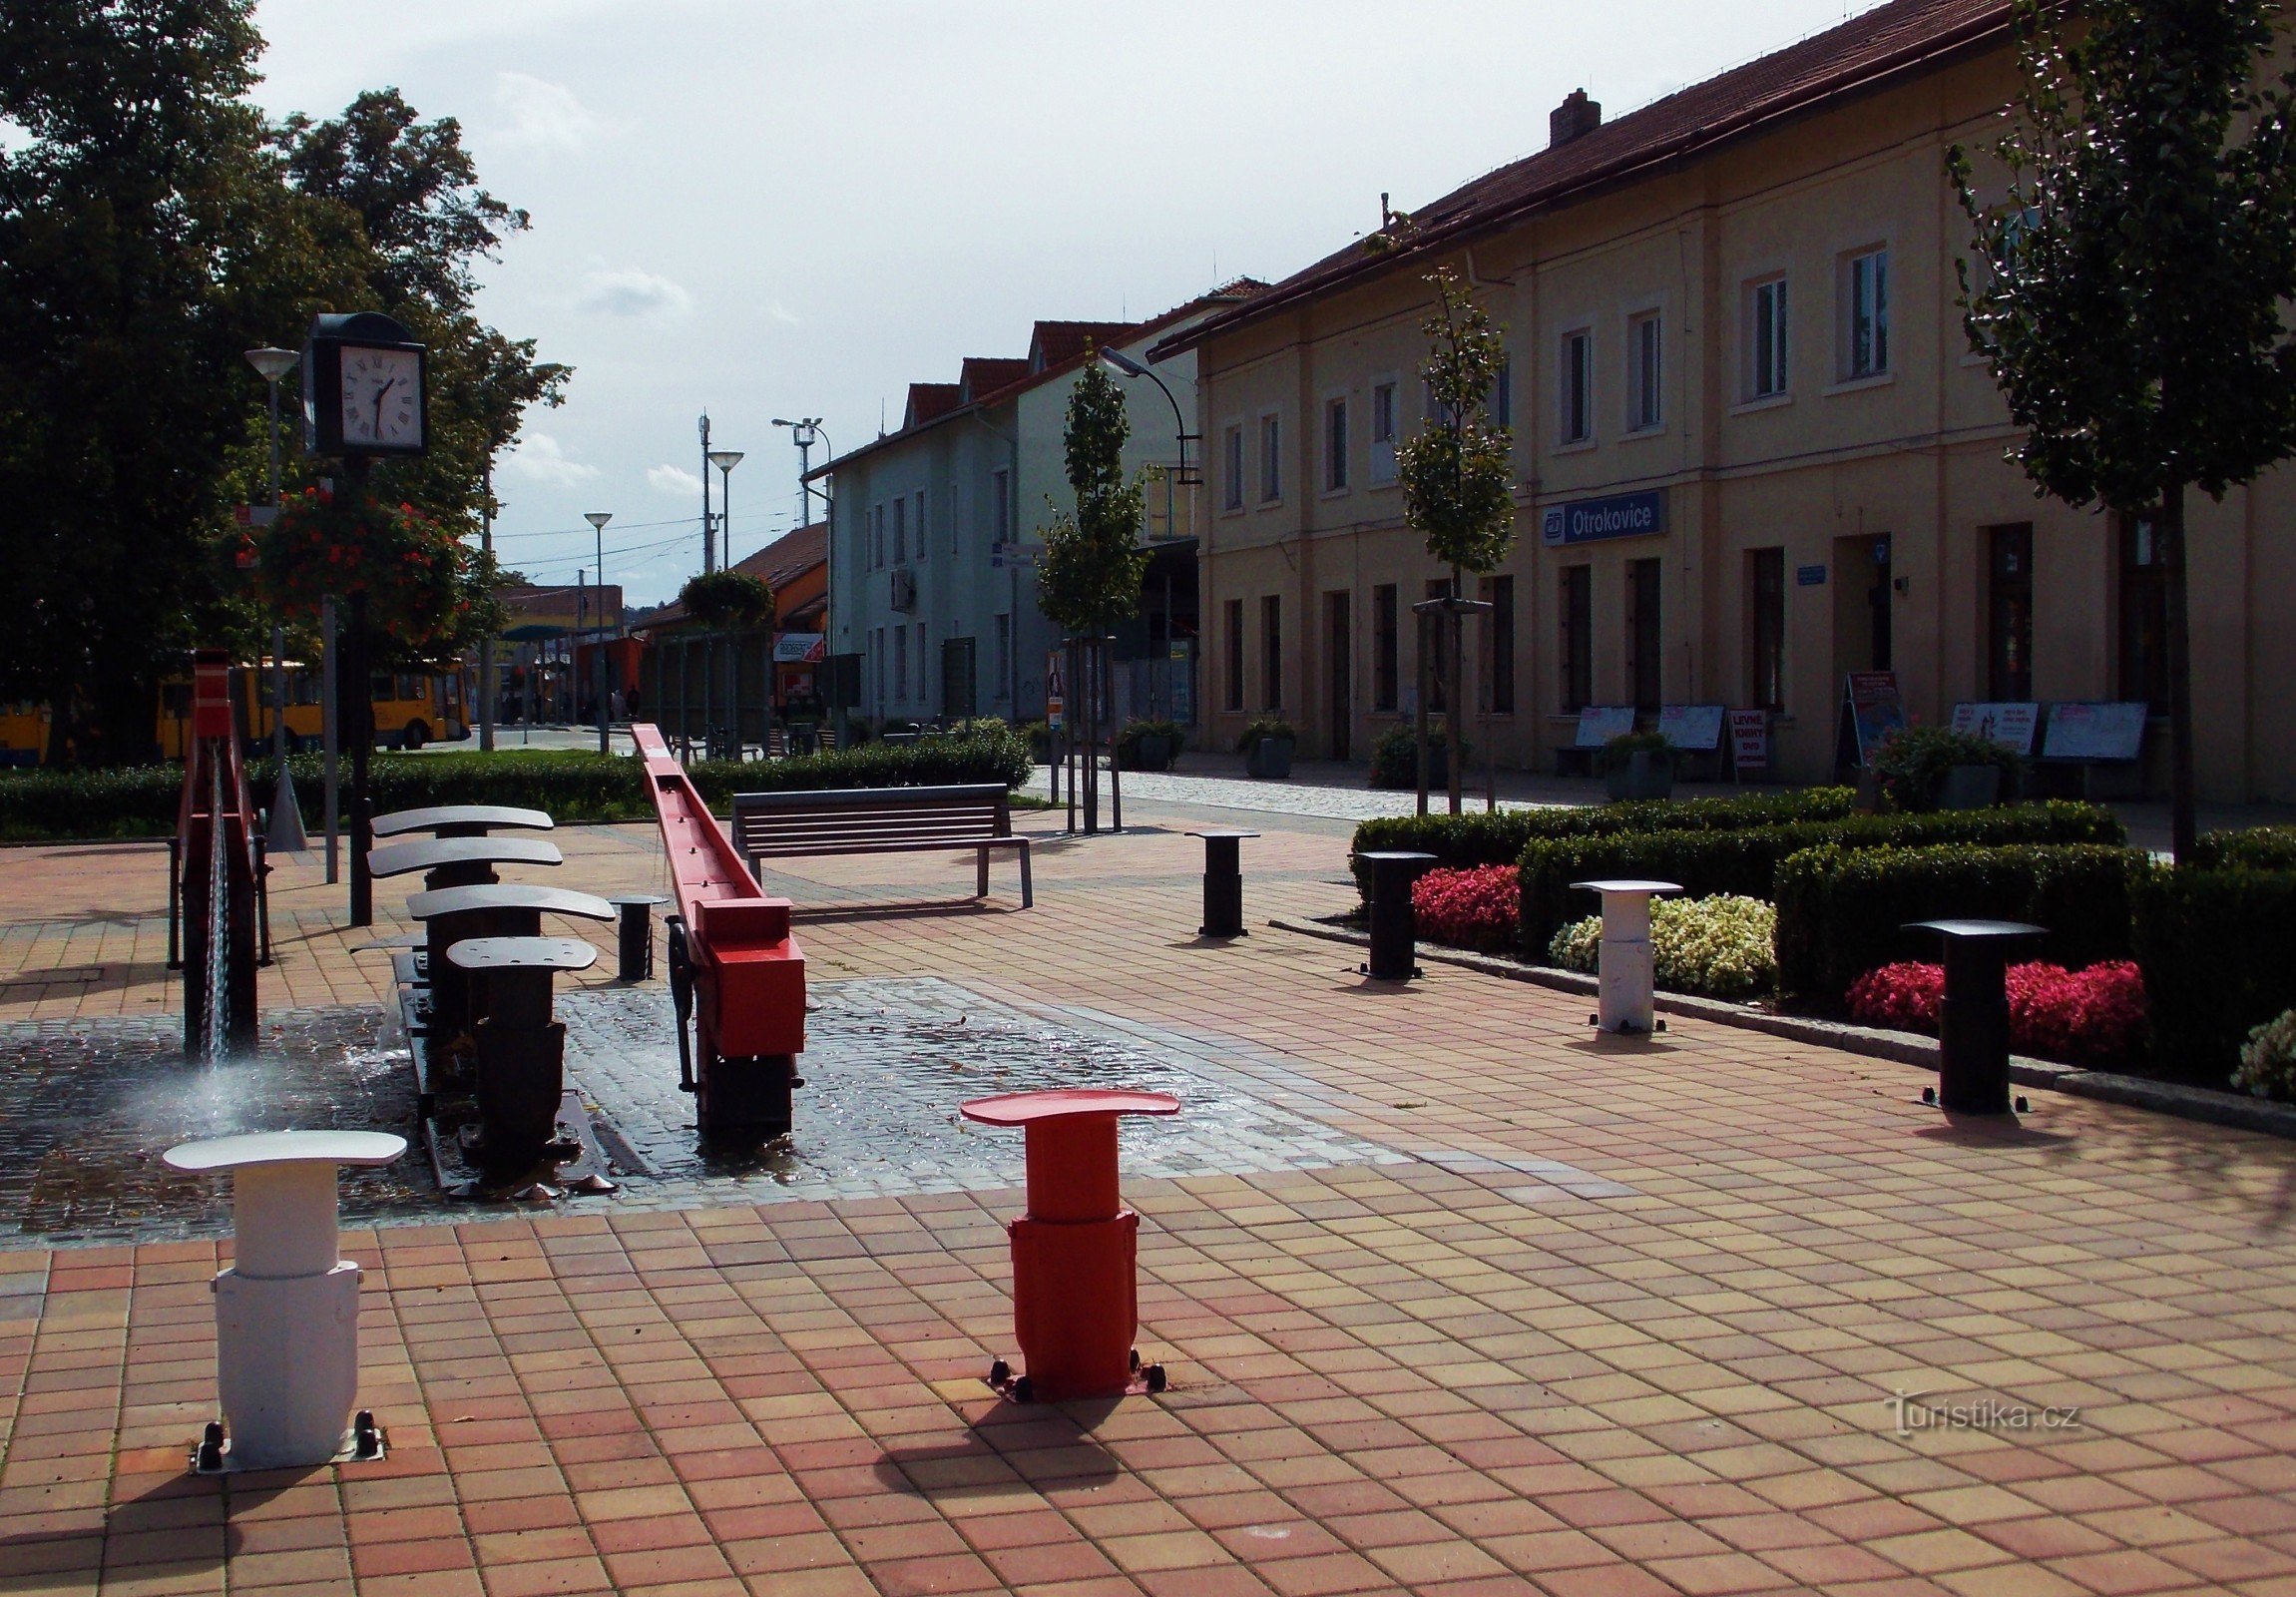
[338,346,423,451]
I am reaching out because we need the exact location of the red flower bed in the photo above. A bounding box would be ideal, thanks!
[1410,864,1520,955]
[1846,959,2147,1068]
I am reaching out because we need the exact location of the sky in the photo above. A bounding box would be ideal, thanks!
[247,0,1889,606]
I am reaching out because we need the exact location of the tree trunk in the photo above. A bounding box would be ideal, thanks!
[2162,481,2198,863]
[1446,567,1464,816]
[1106,633,1122,832]
[1414,610,1430,817]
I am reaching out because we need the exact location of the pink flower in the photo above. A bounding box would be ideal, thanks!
[1410,865,1520,954]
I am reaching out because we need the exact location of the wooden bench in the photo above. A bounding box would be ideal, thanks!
[730,785,1032,908]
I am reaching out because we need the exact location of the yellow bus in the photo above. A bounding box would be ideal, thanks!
[157,663,470,759]
[0,702,51,768]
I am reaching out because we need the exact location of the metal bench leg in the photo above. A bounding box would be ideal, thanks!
[1019,847,1033,910]
[977,846,990,899]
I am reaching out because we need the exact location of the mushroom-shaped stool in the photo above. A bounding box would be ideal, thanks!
[1572,879,1683,1035]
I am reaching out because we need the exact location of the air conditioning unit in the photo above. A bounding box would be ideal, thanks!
[889,567,917,613]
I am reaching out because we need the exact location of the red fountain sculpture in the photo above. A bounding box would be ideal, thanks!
[178,650,262,1056]
[634,723,807,1141]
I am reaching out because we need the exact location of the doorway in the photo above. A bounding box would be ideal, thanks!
[1833,532,1893,677]
[1325,590,1352,761]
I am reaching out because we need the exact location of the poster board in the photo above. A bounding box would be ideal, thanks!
[1656,705,1725,752]
[1949,702,2041,756]
[1044,650,1066,731]
[1574,706,1637,748]
[2043,702,2148,762]
[1843,672,1905,765]
[1728,709,1770,777]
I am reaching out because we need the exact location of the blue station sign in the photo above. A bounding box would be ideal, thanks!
[1540,489,1666,547]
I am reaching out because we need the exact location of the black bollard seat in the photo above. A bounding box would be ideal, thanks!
[406,884,614,1042]
[1358,850,1436,981]
[372,804,555,840]
[1187,830,1258,939]
[1905,919,2046,1115]
[446,936,596,1184]
[367,835,564,892]
[607,894,670,982]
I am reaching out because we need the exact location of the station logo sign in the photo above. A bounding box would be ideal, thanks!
[1541,489,1666,548]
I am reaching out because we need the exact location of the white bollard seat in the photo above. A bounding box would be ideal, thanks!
[164,1131,405,1469]
[1571,879,1682,1036]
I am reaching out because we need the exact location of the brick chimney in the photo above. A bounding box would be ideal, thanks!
[1550,88,1603,149]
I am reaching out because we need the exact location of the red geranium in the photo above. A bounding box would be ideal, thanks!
[1410,864,1521,955]
[1847,959,2147,1068]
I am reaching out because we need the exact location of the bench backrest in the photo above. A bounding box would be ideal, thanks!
[731,784,1012,856]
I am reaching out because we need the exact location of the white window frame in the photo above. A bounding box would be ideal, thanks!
[1746,274,1790,400]
[1626,310,1662,434]
[1842,247,1891,380]
[1258,411,1282,504]
[1370,379,1399,484]
[1222,423,1245,512]
[1559,327,1594,446]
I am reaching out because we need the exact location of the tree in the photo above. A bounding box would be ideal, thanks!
[1395,266,1514,814]
[1036,360,1149,831]
[1950,0,2296,860]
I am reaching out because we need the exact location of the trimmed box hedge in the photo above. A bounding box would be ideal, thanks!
[2132,863,2296,1086]
[1773,841,2141,1002]
[1352,786,1859,881]
[1516,801,2126,954]
[2189,825,2296,872]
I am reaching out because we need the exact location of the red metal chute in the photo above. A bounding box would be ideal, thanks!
[178,649,261,1055]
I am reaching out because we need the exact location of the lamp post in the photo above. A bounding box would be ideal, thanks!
[244,346,307,854]
[705,451,743,749]
[774,418,837,743]
[585,512,613,756]
[771,417,826,528]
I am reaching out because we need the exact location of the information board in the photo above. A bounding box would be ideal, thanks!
[1844,672,1905,764]
[2043,702,2148,762]
[1045,650,1066,731]
[1728,709,1770,776]
[1949,702,2040,756]
[1574,706,1637,748]
[1656,705,1725,752]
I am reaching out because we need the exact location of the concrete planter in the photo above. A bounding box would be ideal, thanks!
[1604,750,1674,802]
[1246,737,1295,780]
[1939,764,2004,809]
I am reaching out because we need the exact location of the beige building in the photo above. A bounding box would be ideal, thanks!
[1152,0,2295,798]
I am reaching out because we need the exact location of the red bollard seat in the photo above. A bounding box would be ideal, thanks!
[962,1089,1178,1401]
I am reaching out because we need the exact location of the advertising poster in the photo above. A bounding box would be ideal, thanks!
[1574,706,1637,747]
[1656,705,1725,751]
[1949,701,2040,755]
[1728,709,1770,775]
[2043,702,2148,762]
[1844,672,1905,764]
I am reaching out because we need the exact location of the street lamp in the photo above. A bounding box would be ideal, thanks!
[244,347,307,854]
[1097,347,1198,486]
[771,417,830,527]
[585,512,613,755]
[707,449,744,560]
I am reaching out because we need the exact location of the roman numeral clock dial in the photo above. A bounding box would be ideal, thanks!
[337,346,423,450]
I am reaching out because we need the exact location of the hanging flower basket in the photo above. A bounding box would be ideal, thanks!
[253,486,481,652]
[679,569,774,632]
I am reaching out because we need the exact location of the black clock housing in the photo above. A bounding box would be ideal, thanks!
[302,310,429,458]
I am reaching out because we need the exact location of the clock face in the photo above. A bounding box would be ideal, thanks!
[338,346,422,450]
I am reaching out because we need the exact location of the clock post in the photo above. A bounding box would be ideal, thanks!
[301,312,429,928]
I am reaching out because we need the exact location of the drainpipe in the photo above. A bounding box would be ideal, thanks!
[968,408,1024,715]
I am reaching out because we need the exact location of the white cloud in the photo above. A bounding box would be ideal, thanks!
[492,72,599,156]
[577,266,692,320]
[504,432,600,487]
[767,299,801,326]
[649,464,703,497]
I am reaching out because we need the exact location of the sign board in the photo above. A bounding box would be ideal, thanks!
[1843,671,1905,764]
[232,504,279,528]
[1574,706,1637,748]
[2043,701,2148,762]
[1045,649,1066,731]
[1168,640,1193,726]
[772,632,827,664]
[1728,709,1770,775]
[1796,564,1827,587]
[1656,705,1725,752]
[823,653,862,710]
[1949,701,2041,756]
[1541,489,1666,548]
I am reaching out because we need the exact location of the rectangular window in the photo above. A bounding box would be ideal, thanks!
[1988,523,2035,701]
[1370,382,1398,483]
[1560,566,1593,713]
[1324,398,1349,492]
[1747,548,1786,711]
[1373,584,1399,712]
[1847,249,1890,378]
[1479,574,1516,715]
[1224,598,1244,711]
[892,495,907,564]
[1260,595,1282,709]
[994,613,1011,703]
[1628,312,1662,431]
[1259,413,1281,503]
[1561,329,1593,443]
[916,623,928,704]
[893,625,908,703]
[1627,558,1662,712]
[1749,277,1789,398]
[1222,425,1244,511]
[1493,355,1513,429]
[913,490,927,562]
[872,504,884,569]
[991,469,1011,546]
[870,628,883,705]
[2119,517,2169,711]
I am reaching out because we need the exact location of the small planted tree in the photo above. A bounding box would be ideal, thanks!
[1951,0,2296,860]
[1037,359,1149,831]
[681,570,772,752]
[1395,266,1514,813]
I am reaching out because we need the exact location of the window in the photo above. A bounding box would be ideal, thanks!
[1560,329,1593,444]
[994,613,1011,702]
[1627,559,1662,712]
[1846,249,1890,378]
[871,503,884,568]
[914,490,927,562]
[2119,516,2169,711]
[1222,425,1244,511]
[1493,356,1513,429]
[1223,598,1244,711]
[1747,548,1785,711]
[1370,382,1399,483]
[1749,276,1789,398]
[1324,398,1349,492]
[893,625,908,703]
[1259,413,1281,502]
[1560,566,1593,713]
[916,623,928,703]
[870,628,883,705]
[1988,523,2035,701]
[1479,575,1515,715]
[892,495,907,563]
[1260,595,1282,709]
[1373,584,1399,711]
[991,469,1011,546]
[1627,312,1662,431]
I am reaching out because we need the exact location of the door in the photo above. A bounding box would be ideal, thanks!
[1833,533,1893,677]
[1325,590,1352,761]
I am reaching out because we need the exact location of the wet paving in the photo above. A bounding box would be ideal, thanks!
[0,979,1408,1247]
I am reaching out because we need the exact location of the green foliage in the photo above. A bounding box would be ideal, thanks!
[1550,895,1780,1000]
[1234,718,1295,755]
[2234,1007,2296,1102]
[1395,267,1514,576]
[1869,725,2022,811]
[1035,361,1149,637]
[2131,863,2296,1085]
[1351,789,1860,879]
[1598,731,1673,776]
[678,570,774,632]
[2189,825,2296,871]
[1772,842,2140,1002]
[254,486,498,659]
[1115,719,1183,771]
[1370,722,1469,789]
[1517,803,2125,953]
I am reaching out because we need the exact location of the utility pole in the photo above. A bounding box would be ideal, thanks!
[586,512,614,756]
[480,460,497,751]
[698,411,715,573]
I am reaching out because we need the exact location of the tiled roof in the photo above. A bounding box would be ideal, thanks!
[1150,0,2012,359]
[903,383,963,429]
[959,357,1032,401]
[1029,320,1136,372]
[629,523,828,633]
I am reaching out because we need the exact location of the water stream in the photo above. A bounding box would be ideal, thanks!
[201,755,230,1063]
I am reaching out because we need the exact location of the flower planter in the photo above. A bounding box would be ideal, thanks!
[1245,736,1295,780]
[1603,750,1674,802]
[1938,763,2004,809]
[1128,734,1175,773]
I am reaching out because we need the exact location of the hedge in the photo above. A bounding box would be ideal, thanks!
[2132,863,2296,1086]
[1772,842,2141,1002]
[1516,801,2126,954]
[1352,786,1860,881]
[0,726,1034,841]
[2189,825,2296,872]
